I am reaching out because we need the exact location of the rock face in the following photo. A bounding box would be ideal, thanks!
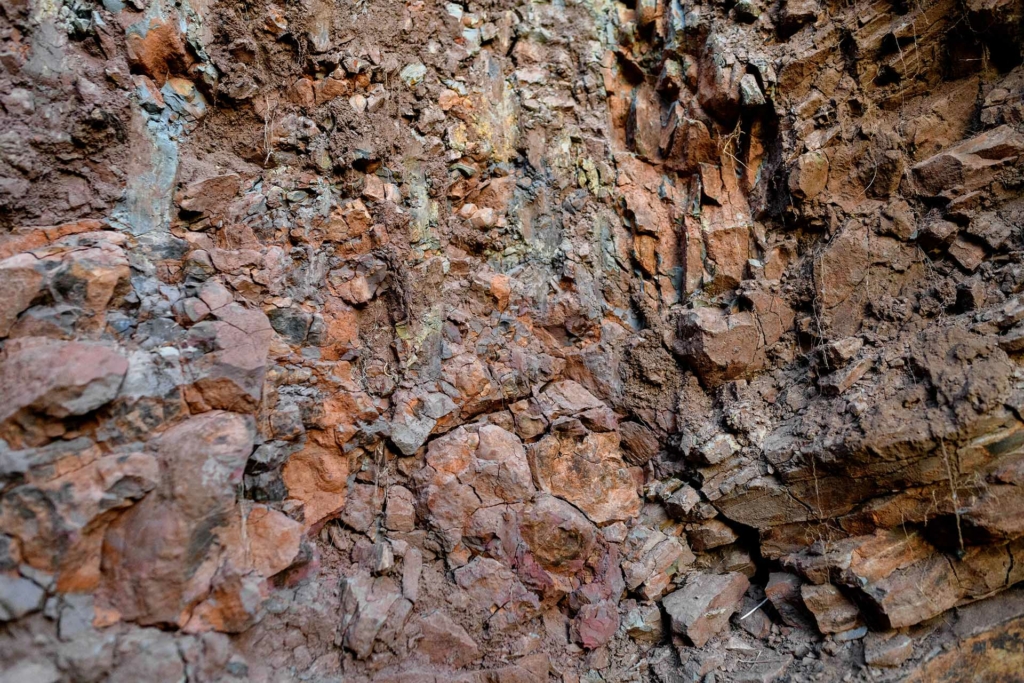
[4,0,1024,680]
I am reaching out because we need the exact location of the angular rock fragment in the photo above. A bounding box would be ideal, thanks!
[339,571,401,659]
[415,611,480,668]
[0,337,128,426]
[675,308,764,387]
[765,572,816,630]
[662,572,749,646]
[864,631,914,668]
[800,584,862,634]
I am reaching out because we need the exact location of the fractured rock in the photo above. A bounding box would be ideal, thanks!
[662,571,749,646]
[339,571,401,659]
[800,584,863,634]
[528,432,641,525]
[415,611,481,668]
[0,337,128,427]
[675,308,765,388]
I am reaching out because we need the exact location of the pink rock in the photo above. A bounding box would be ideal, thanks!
[572,600,620,649]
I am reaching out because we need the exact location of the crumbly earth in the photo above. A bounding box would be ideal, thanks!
[2,0,1024,681]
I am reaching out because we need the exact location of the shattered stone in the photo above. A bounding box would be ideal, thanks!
[662,572,749,647]
[800,584,863,634]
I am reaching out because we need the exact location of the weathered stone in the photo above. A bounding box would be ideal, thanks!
[913,125,1024,197]
[519,494,597,573]
[0,445,158,592]
[339,571,401,659]
[178,175,242,215]
[0,573,45,621]
[0,253,45,338]
[619,422,660,465]
[625,603,664,643]
[800,584,862,634]
[416,425,534,550]
[99,412,255,627]
[126,16,194,85]
[183,304,273,413]
[529,432,641,525]
[416,611,481,668]
[948,236,987,272]
[510,399,549,439]
[675,309,764,388]
[765,572,816,630]
[282,442,349,530]
[385,485,417,532]
[788,151,829,200]
[572,600,619,649]
[687,520,738,552]
[0,337,127,427]
[662,572,749,646]
[967,212,1012,250]
[243,505,303,578]
[864,631,914,668]
[537,380,605,420]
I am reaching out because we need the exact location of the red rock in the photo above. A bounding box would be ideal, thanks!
[864,631,913,668]
[339,571,401,659]
[913,125,1024,197]
[519,494,598,574]
[572,600,619,649]
[0,444,158,592]
[98,412,255,627]
[385,485,417,532]
[528,432,642,525]
[662,571,749,646]
[178,175,242,216]
[537,380,605,420]
[416,425,534,550]
[415,611,481,668]
[858,553,961,629]
[183,303,273,412]
[0,337,128,430]
[765,572,816,630]
[674,308,764,388]
[243,505,303,578]
[126,17,194,86]
[687,520,739,552]
[788,151,829,200]
[618,422,660,465]
[948,236,986,272]
[0,253,44,337]
[509,399,549,440]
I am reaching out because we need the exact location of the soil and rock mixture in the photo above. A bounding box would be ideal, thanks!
[2,0,1024,680]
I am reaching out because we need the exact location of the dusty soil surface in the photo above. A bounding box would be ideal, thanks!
[3,0,1024,681]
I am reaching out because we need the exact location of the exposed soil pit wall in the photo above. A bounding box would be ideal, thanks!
[3,0,1024,681]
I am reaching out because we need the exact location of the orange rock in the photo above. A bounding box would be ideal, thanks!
[490,274,511,309]
[126,17,194,86]
[287,77,316,107]
[528,432,642,525]
[282,441,349,530]
[243,505,304,577]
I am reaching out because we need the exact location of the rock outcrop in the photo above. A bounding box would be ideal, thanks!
[3,0,1024,680]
